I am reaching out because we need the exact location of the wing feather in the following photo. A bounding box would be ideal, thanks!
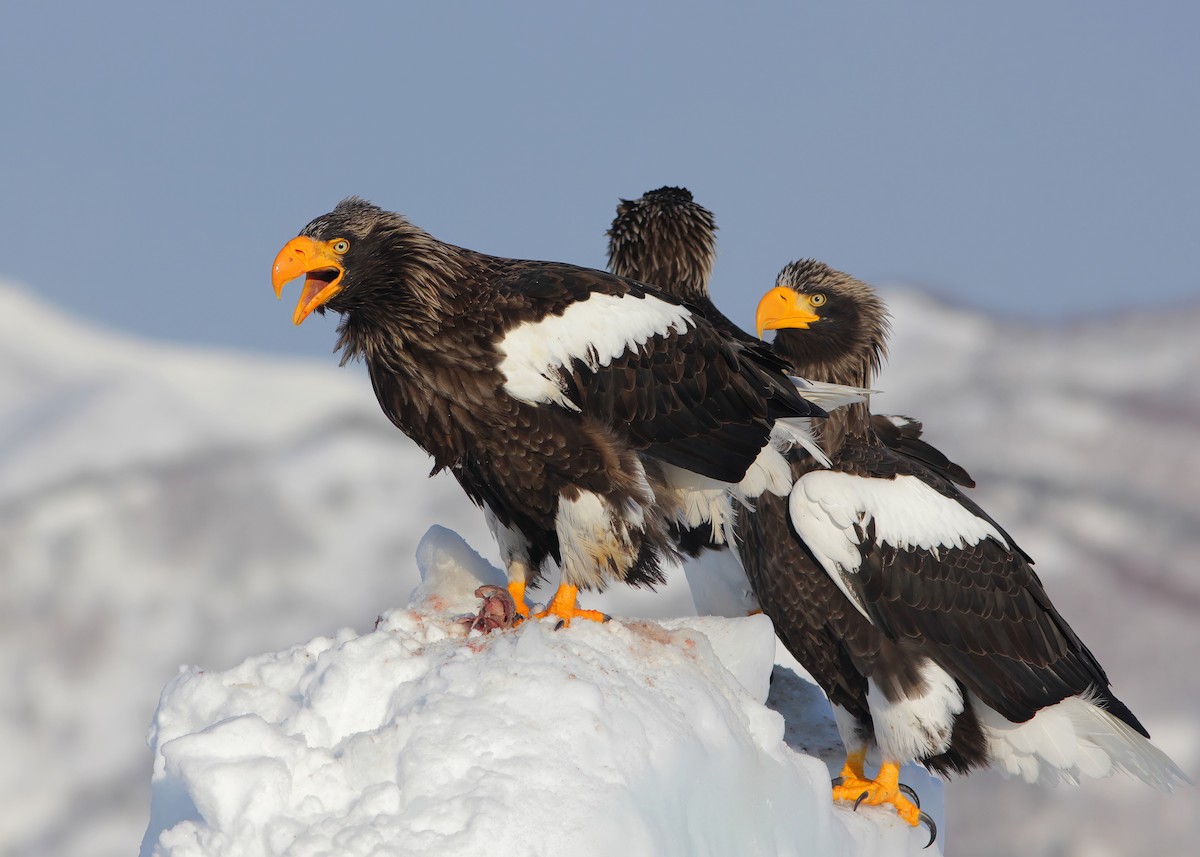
[493,263,822,484]
[789,442,1121,724]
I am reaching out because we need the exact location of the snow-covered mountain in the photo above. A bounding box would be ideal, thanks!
[3,280,1197,856]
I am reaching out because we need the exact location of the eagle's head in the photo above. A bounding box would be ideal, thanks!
[271,197,396,324]
[607,185,717,304]
[755,259,891,384]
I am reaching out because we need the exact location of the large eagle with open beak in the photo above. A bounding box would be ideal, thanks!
[271,197,823,625]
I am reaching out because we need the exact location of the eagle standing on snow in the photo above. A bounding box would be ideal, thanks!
[754,262,1188,830]
[270,197,822,626]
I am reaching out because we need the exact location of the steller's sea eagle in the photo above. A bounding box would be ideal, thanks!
[270,197,824,626]
[754,261,1189,832]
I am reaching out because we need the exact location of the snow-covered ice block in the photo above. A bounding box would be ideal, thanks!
[141,606,940,856]
[140,527,941,856]
[660,613,777,704]
[408,524,507,614]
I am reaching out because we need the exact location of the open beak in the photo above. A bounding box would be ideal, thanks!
[755,286,821,338]
[271,236,345,325]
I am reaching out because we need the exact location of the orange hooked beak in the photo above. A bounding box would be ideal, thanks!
[755,286,821,338]
[271,236,346,325]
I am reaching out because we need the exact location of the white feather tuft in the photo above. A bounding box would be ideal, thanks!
[483,505,531,585]
[868,661,962,762]
[768,417,830,469]
[789,377,875,411]
[555,487,649,590]
[732,442,794,505]
[656,463,734,545]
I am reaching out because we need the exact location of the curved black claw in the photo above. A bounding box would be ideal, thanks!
[918,811,937,849]
[830,777,917,808]
[852,791,869,811]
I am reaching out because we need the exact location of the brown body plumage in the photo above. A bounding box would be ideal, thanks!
[272,197,822,623]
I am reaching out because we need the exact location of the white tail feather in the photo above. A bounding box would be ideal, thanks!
[974,691,1191,791]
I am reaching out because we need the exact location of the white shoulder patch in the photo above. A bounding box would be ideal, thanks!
[788,471,1009,618]
[498,292,694,410]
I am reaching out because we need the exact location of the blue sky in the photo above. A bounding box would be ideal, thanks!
[3,1,1197,359]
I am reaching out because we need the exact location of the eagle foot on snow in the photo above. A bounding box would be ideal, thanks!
[534,583,611,628]
[832,760,936,847]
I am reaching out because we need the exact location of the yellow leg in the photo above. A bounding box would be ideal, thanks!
[535,583,608,627]
[832,748,877,803]
[833,749,869,785]
[832,759,921,827]
[506,579,531,618]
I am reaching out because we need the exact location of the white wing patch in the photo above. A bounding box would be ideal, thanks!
[498,292,694,410]
[788,471,1010,619]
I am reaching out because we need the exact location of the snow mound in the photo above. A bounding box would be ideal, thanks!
[141,528,940,857]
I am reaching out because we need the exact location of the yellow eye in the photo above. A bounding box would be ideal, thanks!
[809,293,826,307]
[331,239,350,254]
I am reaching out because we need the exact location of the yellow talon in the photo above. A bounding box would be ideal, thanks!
[832,760,921,827]
[534,583,609,627]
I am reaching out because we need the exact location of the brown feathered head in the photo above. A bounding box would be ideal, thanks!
[271,197,460,326]
[755,259,891,387]
[606,186,717,304]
